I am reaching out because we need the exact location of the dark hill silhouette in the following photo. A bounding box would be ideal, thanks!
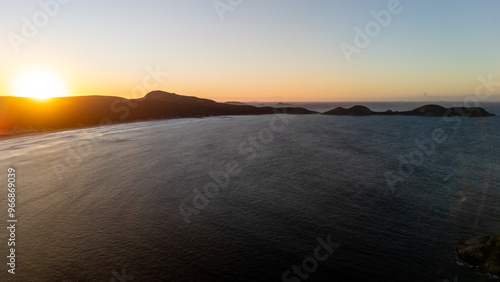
[322,104,495,117]
[323,105,373,116]
[128,91,316,120]
[1,94,495,138]
[0,91,316,136]
[0,96,127,130]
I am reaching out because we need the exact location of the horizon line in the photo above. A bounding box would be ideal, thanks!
[1,91,500,104]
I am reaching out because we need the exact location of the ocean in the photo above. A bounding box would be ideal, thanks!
[1,102,499,281]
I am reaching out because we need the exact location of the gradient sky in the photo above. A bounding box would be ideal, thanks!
[1,0,500,102]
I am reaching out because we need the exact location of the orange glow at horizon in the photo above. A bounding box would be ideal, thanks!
[2,64,487,103]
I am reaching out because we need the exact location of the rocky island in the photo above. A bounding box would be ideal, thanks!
[322,104,495,117]
[456,234,500,275]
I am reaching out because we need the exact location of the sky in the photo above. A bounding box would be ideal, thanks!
[1,0,500,102]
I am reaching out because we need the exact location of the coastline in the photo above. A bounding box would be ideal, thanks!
[2,97,497,141]
[0,127,85,141]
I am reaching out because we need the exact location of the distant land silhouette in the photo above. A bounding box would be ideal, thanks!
[224,101,248,106]
[0,91,316,137]
[0,91,495,138]
[322,104,495,117]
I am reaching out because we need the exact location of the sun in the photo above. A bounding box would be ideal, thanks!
[12,69,68,99]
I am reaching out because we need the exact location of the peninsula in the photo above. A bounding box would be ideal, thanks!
[0,91,316,137]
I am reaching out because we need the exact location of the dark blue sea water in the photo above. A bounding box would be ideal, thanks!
[1,102,499,281]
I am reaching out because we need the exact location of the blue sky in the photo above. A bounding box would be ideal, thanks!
[1,0,500,101]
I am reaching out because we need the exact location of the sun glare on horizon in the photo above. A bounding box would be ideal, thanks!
[11,69,68,99]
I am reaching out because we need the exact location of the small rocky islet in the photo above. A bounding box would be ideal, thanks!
[456,234,500,276]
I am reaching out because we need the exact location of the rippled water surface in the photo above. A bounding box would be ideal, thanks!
[1,104,500,281]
